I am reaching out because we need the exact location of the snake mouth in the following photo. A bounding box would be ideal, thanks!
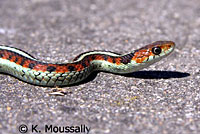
[151,41,175,58]
[131,41,175,64]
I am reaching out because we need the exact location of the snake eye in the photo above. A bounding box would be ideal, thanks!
[152,47,161,55]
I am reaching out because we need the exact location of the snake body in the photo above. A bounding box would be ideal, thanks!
[0,41,175,87]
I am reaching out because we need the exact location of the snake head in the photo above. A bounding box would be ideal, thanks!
[132,41,175,65]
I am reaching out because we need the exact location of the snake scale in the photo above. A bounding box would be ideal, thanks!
[0,41,175,87]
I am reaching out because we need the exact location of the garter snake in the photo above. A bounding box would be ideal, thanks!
[0,41,175,87]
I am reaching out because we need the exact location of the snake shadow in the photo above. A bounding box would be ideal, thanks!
[74,70,190,86]
[122,70,190,79]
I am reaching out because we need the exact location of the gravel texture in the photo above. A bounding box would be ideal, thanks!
[0,0,200,134]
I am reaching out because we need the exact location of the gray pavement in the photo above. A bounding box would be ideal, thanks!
[0,0,200,134]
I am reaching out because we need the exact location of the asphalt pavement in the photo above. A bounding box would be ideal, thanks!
[0,0,200,134]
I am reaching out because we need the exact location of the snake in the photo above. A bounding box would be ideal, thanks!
[0,41,175,87]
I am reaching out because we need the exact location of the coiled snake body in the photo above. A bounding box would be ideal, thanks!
[0,41,175,87]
